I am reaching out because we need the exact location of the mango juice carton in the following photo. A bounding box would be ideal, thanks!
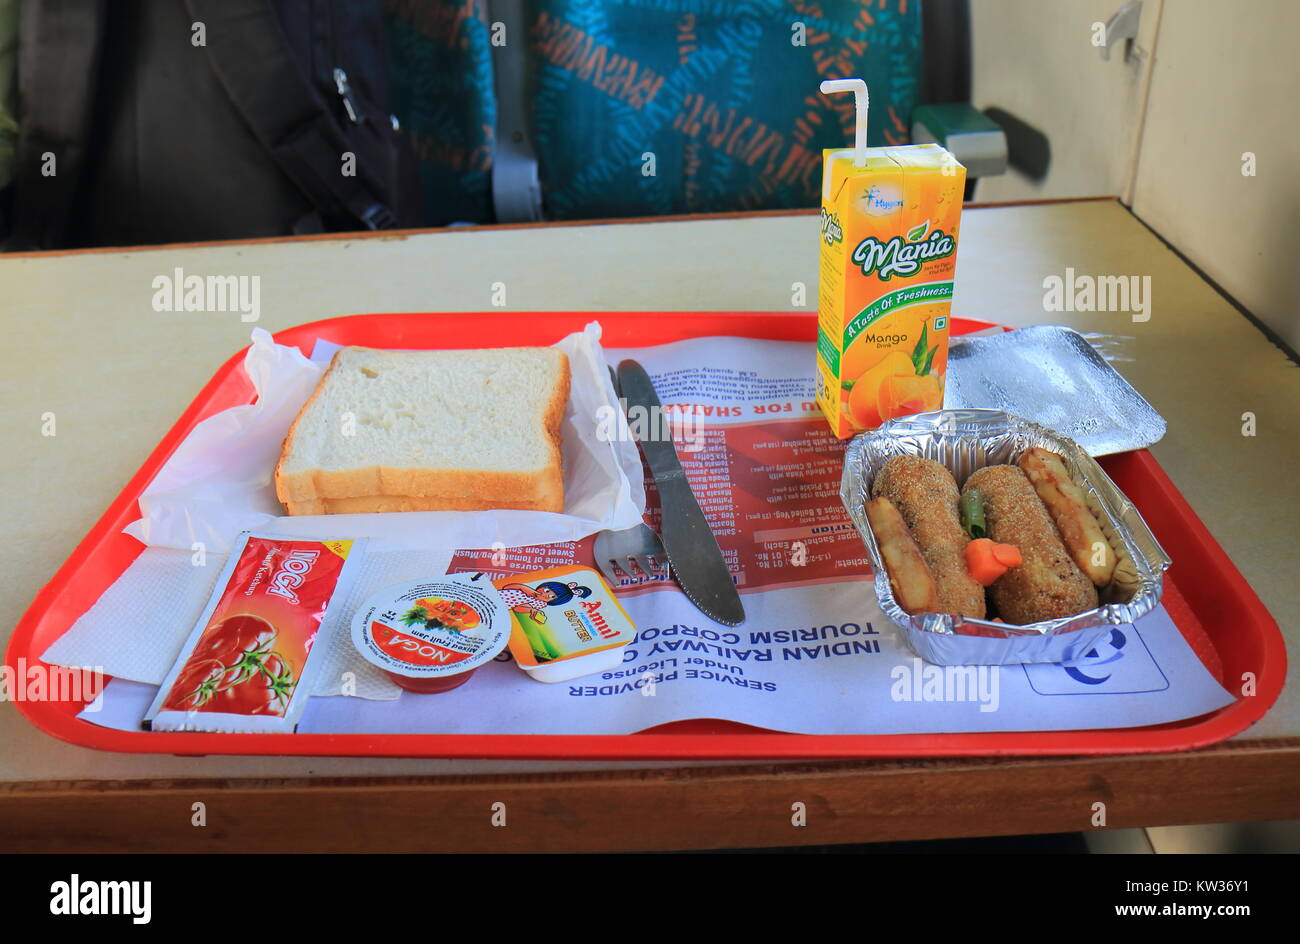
[816,79,967,439]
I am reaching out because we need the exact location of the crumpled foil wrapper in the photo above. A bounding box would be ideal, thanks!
[841,409,1172,665]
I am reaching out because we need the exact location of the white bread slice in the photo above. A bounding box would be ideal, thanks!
[275,345,569,513]
[284,493,559,516]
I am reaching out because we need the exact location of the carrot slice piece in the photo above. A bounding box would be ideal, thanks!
[991,543,1023,567]
[965,538,1021,587]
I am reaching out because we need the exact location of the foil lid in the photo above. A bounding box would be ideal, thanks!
[841,409,1172,665]
[351,574,510,679]
[945,325,1167,456]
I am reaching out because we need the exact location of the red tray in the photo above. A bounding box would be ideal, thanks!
[9,312,1285,759]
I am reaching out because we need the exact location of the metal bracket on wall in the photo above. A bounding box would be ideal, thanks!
[489,0,543,223]
[1100,1,1142,62]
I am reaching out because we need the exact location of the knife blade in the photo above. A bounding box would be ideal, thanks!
[616,359,745,626]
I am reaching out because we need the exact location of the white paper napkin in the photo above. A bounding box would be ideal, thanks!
[124,322,645,553]
[42,544,463,701]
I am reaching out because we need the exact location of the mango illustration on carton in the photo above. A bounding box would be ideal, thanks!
[816,79,966,439]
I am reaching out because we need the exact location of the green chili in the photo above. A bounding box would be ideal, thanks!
[961,489,986,539]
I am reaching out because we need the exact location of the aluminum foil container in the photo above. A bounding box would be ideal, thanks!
[946,325,1167,456]
[841,409,1172,665]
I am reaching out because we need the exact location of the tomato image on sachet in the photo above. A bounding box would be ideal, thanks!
[161,614,297,716]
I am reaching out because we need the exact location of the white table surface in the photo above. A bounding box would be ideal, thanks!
[2,199,1295,782]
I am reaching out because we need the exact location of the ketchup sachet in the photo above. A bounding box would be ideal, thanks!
[145,534,365,733]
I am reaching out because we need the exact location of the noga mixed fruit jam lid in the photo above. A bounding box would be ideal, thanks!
[351,573,509,693]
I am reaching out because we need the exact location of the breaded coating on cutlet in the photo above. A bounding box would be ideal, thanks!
[872,455,986,619]
[963,465,1098,624]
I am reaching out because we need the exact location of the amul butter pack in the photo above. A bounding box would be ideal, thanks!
[816,79,966,439]
[494,565,636,683]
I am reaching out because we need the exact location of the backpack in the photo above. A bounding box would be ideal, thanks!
[6,0,419,249]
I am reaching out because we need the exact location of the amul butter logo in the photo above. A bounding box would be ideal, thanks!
[819,208,844,246]
[852,219,956,281]
[580,599,620,640]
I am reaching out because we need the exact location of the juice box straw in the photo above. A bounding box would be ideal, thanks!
[821,78,869,170]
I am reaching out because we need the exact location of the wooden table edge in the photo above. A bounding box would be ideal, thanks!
[3,735,1298,852]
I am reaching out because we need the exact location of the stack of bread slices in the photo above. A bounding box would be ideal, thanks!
[275,345,570,515]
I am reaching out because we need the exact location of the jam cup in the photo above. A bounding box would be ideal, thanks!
[351,573,510,694]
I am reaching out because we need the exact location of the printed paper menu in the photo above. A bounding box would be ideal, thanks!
[326,335,1234,737]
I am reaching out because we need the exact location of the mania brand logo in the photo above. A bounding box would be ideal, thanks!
[852,219,956,281]
[819,208,844,246]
